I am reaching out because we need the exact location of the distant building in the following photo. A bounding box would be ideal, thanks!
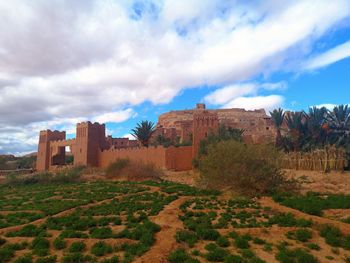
[36,104,276,171]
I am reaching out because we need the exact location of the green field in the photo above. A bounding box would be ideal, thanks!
[0,181,350,263]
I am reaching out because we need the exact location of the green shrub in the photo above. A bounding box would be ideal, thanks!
[253,237,265,245]
[31,237,49,257]
[234,237,250,249]
[175,230,198,247]
[168,248,200,263]
[6,224,47,237]
[320,225,342,247]
[223,254,243,263]
[61,253,95,263]
[91,241,112,257]
[216,236,230,247]
[0,245,15,262]
[89,227,113,239]
[197,140,287,195]
[68,241,86,253]
[205,247,228,261]
[59,230,88,238]
[295,229,312,242]
[305,243,320,251]
[100,256,119,263]
[14,255,32,263]
[268,213,312,227]
[196,227,220,241]
[53,237,66,250]
[276,246,317,263]
[35,256,57,263]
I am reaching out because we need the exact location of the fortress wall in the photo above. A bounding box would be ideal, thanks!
[98,146,193,171]
[165,146,193,171]
[98,146,167,169]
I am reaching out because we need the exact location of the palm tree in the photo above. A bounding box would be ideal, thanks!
[285,111,306,151]
[131,121,155,147]
[306,106,327,148]
[270,108,285,148]
[326,105,350,147]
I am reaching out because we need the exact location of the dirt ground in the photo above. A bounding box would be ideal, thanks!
[285,169,350,194]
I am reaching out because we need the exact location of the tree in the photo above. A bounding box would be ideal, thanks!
[270,108,285,148]
[285,111,307,151]
[131,121,155,147]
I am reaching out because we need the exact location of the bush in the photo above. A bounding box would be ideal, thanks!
[197,140,288,195]
[295,229,312,242]
[14,254,32,263]
[89,227,113,239]
[0,245,15,262]
[35,256,57,263]
[53,237,66,250]
[5,166,83,186]
[61,253,94,263]
[105,159,163,181]
[175,230,198,247]
[0,237,6,246]
[276,247,317,263]
[234,237,250,249]
[205,247,228,261]
[100,256,119,263]
[91,241,113,257]
[216,236,230,247]
[168,248,200,263]
[68,241,86,253]
[31,237,49,256]
[224,254,243,263]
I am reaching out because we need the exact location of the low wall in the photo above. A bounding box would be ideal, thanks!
[98,146,167,169]
[98,146,193,171]
[165,146,193,171]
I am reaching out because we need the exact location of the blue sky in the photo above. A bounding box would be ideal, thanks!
[0,0,349,155]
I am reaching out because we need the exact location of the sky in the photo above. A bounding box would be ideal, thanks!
[0,0,350,156]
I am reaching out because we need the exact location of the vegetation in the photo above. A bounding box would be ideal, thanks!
[270,105,350,158]
[105,158,163,181]
[131,120,155,147]
[196,139,288,195]
[273,192,350,216]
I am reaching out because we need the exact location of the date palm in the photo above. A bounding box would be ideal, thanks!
[131,121,155,147]
[270,108,285,148]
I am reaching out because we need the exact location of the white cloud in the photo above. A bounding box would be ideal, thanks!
[204,81,286,108]
[304,40,350,70]
[0,0,349,154]
[204,83,257,105]
[223,95,284,112]
[93,109,137,124]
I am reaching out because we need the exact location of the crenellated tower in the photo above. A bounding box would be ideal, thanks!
[192,109,219,157]
[36,130,66,171]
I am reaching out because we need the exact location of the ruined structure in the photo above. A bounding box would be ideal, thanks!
[36,104,276,172]
[155,103,276,144]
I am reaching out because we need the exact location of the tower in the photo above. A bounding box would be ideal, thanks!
[192,110,219,157]
[36,130,66,171]
[74,122,106,167]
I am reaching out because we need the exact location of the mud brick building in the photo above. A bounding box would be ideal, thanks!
[36,104,275,171]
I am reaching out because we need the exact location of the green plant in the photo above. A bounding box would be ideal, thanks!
[53,237,66,250]
[131,121,155,147]
[61,253,95,263]
[223,254,243,263]
[31,237,49,257]
[100,256,119,263]
[205,246,228,262]
[197,140,288,195]
[234,236,250,249]
[89,227,113,239]
[91,241,113,257]
[253,237,265,245]
[35,256,57,263]
[276,246,318,263]
[68,241,86,253]
[175,230,198,247]
[14,254,32,263]
[216,236,230,247]
[0,244,15,262]
[168,248,199,263]
[305,243,320,251]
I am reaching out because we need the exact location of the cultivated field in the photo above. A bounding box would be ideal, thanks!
[0,176,350,263]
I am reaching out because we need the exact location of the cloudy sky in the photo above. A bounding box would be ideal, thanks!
[0,0,350,155]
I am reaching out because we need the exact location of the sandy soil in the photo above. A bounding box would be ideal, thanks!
[285,169,350,194]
